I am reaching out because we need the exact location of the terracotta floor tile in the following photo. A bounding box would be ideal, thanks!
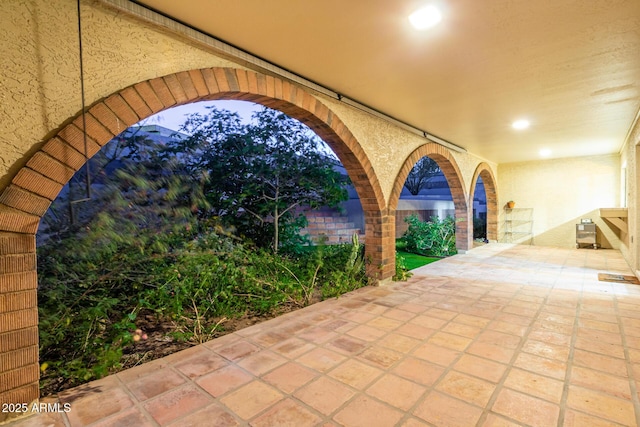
[294,376,356,416]
[333,395,404,427]
[563,408,627,427]
[467,341,515,364]
[531,321,575,337]
[427,331,473,351]
[296,347,347,373]
[298,327,339,343]
[428,307,459,320]
[572,349,628,377]
[172,348,228,379]
[250,398,322,427]
[262,361,317,393]
[195,365,254,397]
[346,324,386,342]
[236,350,287,376]
[341,310,377,324]
[503,367,564,403]
[398,417,431,427]
[453,313,492,328]
[328,359,383,389]
[487,320,528,337]
[366,374,427,410]
[410,315,448,329]
[250,330,291,348]
[59,377,134,426]
[366,316,403,332]
[570,366,631,399]
[21,245,640,427]
[393,357,445,386]
[577,327,623,345]
[215,340,261,362]
[574,336,625,359]
[481,413,525,427]
[383,308,417,322]
[219,381,283,420]
[413,391,483,427]
[566,385,637,426]
[492,388,560,427]
[442,321,482,339]
[395,323,435,340]
[126,367,185,401]
[116,358,170,384]
[477,330,522,350]
[435,371,496,407]
[453,354,507,383]
[358,345,404,368]
[165,403,239,427]
[89,408,155,427]
[513,352,568,380]
[521,339,570,361]
[396,302,431,313]
[143,385,212,425]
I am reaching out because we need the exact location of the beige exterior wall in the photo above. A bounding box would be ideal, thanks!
[498,154,622,249]
[620,116,640,275]
[0,0,493,206]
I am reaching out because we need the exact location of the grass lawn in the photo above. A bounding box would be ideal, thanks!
[396,250,440,270]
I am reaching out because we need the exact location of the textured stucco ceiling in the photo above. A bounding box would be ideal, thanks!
[137,0,640,164]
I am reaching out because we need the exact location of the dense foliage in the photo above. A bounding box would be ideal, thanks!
[38,187,367,392]
[402,214,458,257]
[37,106,366,394]
[168,107,348,252]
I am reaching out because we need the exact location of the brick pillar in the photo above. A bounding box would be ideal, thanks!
[0,232,39,423]
[364,209,396,282]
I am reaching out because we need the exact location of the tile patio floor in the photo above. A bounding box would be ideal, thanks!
[8,243,640,427]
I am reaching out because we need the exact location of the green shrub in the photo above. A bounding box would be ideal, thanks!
[403,214,458,257]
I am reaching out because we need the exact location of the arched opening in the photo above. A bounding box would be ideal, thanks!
[390,143,469,253]
[469,162,498,244]
[0,67,386,406]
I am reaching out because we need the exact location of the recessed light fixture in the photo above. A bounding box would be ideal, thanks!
[409,5,442,30]
[512,119,530,130]
[539,148,552,157]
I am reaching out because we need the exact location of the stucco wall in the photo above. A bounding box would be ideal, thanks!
[0,0,242,189]
[498,154,622,248]
[620,118,640,274]
[1,0,495,206]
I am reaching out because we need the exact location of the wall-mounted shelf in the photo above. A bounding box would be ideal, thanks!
[599,208,628,233]
[502,208,533,244]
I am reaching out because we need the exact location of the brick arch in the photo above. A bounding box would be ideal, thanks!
[390,143,470,252]
[469,162,499,244]
[0,67,388,411]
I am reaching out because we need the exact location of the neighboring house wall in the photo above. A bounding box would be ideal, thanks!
[498,154,622,248]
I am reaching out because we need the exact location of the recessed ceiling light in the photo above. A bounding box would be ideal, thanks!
[409,5,442,30]
[539,148,551,157]
[512,119,530,130]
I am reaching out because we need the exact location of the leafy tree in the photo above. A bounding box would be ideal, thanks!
[404,157,441,195]
[169,106,348,252]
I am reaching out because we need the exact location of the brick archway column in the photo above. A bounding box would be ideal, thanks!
[390,143,470,252]
[0,67,389,413]
[469,163,499,245]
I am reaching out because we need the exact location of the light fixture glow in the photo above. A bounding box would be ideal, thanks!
[539,148,552,157]
[409,5,442,30]
[512,119,530,130]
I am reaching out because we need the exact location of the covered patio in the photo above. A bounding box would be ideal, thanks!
[10,244,640,426]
